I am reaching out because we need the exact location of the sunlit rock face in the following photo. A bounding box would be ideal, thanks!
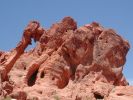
[0,17,132,100]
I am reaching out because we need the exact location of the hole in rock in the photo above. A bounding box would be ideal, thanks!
[94,92,104,99]
[99,37,103,40]
[24,66,26,70]
[40,71,45,78]
[26,38,36,51]
[71,66,76,78]
[27,69,38,86]
[52,77,55,80]
[117,93,124,96]
[105,40,108,43]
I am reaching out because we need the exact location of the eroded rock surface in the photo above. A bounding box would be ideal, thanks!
[0,17,132,100]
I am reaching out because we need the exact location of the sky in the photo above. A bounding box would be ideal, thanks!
[0,0,133,85]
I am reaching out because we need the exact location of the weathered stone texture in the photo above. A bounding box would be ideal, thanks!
[0,17,132,100]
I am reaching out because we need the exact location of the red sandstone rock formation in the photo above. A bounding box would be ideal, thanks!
[0,17,132,100]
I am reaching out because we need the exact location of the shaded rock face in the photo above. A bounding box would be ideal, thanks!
[0,17,132,100]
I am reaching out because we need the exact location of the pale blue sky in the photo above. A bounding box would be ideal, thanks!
[0,0,133,85]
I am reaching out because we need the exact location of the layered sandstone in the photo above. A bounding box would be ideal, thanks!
[0,17,132,100]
